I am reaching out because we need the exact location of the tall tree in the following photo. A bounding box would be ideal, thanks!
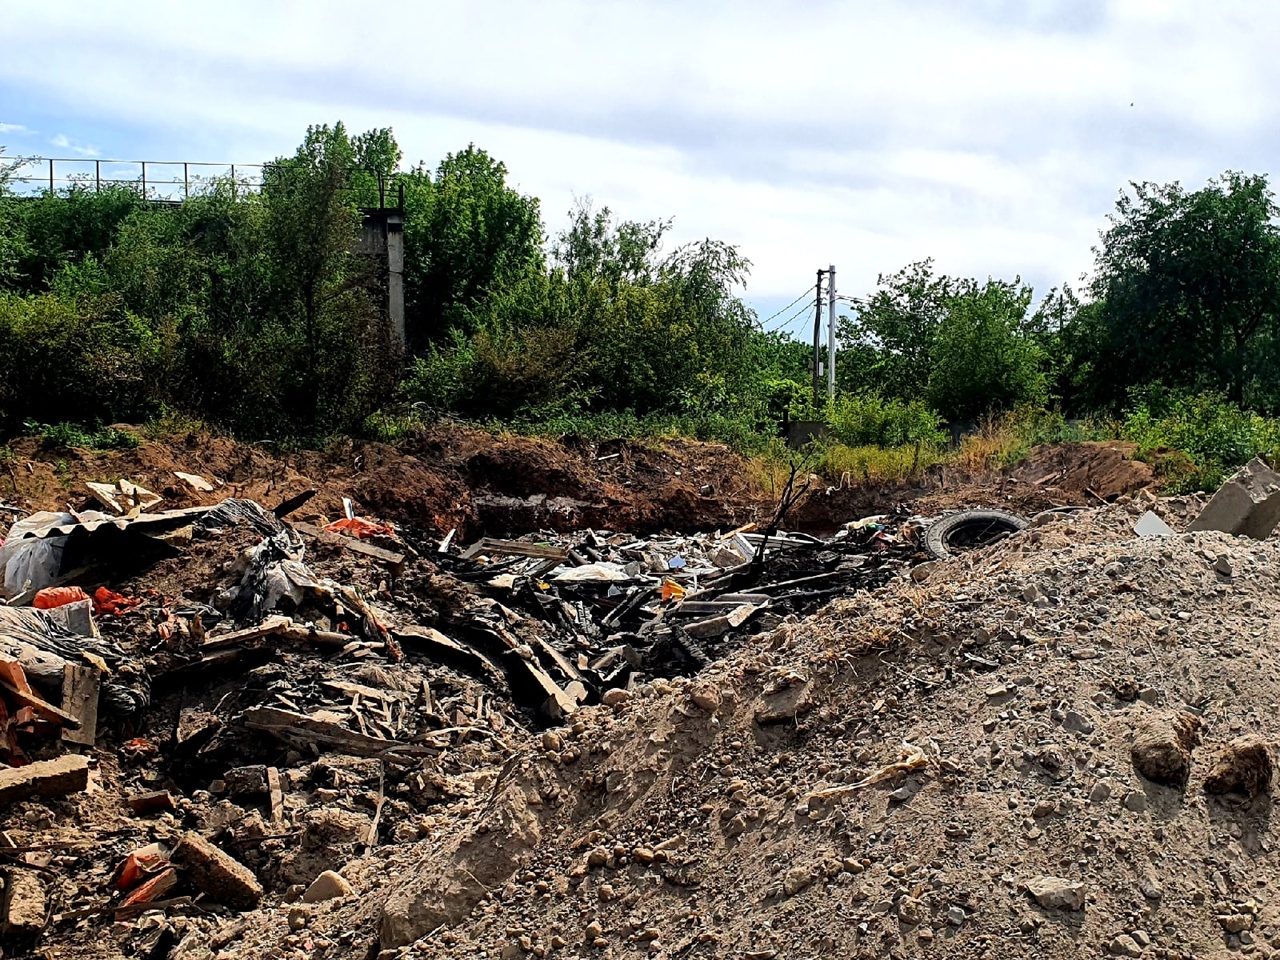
[401,145,544,346]
[1087,171,1280,407]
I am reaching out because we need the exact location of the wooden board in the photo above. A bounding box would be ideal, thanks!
[60,665,100,746]
[461,538,569,562]
[293,522,405,568]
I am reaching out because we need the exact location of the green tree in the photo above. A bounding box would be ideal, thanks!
[926,279,1046,422]
[401,146,544,346]
[836,260,954,399]
[1086,171,1280,408]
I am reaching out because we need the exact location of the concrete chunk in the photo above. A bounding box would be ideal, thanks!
[1189,457,1280,539]
[170,832,263,908]
[2,871,46,938]
[0,755,90,806]
[1134,511,1174,538]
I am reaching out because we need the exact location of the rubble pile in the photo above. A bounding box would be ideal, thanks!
[3,454,1277,959]
[0,469,935,957]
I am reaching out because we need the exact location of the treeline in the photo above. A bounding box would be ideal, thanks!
[2,122,1280,450]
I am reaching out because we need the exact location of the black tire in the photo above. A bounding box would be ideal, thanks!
[924,509,1028,559]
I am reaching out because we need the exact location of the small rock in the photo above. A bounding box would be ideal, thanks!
[587,847,609,868]
[897,897,924,925]
[1109,933,1142,957]
[602,689,632,707]
[1139,881,1162,901]
[1219,913,1254,934]
[303,870,352,903]
[633,847,656,865]
[1064,710,1095,735]
[1213,556,1234,577]
[946,906,966,926]
[585,921,604,940]
[1124,791,1148,813]
[690,684,721,712]
[1026,876,1086,911]
[1089,780,1113,805]
[288,905,310,931]
[1132,711,1201,787]
[782,866,814,897]
[1132,930,1151,947]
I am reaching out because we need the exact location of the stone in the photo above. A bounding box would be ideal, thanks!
[303,870,353,903]
[1204,736,1274,798]
[602,689,632,707]
[1109,933,1143,957]
[1131,711,1201,787]
[690,684,721,712]
[1212,556,1234,577]
[1064,710,1096,735]
[587,847,609,868]
[1134,511,1175,538]
[288,905,310,931]
[1123,791,1148,813]
[170,832,263,908]
[897,897,924,925]
[1026,876,1086,911]
[946,906,966,926]
[1219,913,1254,934]
[1089,780,1113,805]
[585,921,604,941]
[223,764,269,798]
[2,872,46,939]
[0,754,89,806]
[1189,458,1280,539]
[782,866,814,897]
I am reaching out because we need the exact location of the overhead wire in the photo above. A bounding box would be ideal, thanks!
[764,297,820,334]
[756,284,817,330]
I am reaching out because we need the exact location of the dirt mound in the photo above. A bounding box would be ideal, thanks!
[793,441,1155,532]
[1,427,769,540]
[183,493,1280,959]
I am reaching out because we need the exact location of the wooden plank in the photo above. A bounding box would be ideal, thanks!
[293,522,405,568]
[0,755,89,805]
[0,676,79,729]
[322,680,404,703]
[461,538,569,562]
[242,706,411,758]
[60,665,100,746]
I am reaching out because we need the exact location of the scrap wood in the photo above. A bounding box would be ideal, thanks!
[806,741,939,803]
[0,672,81,729]
[200,616,350,654]
[293,522,406,568]
[461,538,569,562]
[241,705,420,759]
[117,866,177,911]
[60,663,100,747]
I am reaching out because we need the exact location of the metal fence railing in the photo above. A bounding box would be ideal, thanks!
[5,157,265,200]
[5,157,405,210]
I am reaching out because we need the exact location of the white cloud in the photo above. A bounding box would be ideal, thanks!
[2,0,1279,305]
[0,122,34,135]
[49,133,100,157]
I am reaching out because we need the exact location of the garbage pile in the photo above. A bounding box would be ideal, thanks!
[0,473,944,948]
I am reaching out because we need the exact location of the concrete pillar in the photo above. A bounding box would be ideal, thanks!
[386,211,405,347]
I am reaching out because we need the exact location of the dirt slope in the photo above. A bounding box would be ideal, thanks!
[164,492,1280,960]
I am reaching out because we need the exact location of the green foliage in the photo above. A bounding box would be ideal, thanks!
[926,279,1046,421]
[1084,172,1280,408]
[1121,389,1280,493]
[0,291,161,431]
[26,420,141,451]
[824,393,945,448]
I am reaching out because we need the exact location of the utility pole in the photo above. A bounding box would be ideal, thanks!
[812,268,826,409]
[827,263,837,402]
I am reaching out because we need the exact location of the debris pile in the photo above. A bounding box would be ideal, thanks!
[4,451,1278,959]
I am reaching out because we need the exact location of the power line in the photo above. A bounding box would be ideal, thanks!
[756,285,817,329]
[764,297,819,333]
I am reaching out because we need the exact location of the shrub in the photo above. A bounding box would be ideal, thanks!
[824,393,945,448]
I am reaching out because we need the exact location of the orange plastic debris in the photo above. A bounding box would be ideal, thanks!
[119,867,177,907]
[324,517,393,539]
[661,579,686,602]
[116,846,170,891]
[32,586,92,610]
[93,587,142,617]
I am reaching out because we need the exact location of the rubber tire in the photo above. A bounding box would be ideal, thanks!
[923,509,1029,559]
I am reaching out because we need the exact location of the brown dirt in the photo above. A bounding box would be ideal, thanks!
[2,431,1154,543]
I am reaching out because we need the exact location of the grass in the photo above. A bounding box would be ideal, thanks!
[25,421,141,452]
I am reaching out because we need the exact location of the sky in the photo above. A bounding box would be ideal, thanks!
[2,0,1277,337]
